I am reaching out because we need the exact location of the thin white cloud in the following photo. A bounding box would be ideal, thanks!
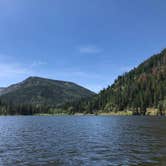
[0,56,47,79]
[0,62,33,78]
[0,54,35,86]
[31,61,47,68]
[79,46,101,54]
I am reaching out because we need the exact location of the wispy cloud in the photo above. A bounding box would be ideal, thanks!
[0,54,39,81]
[0,62,33,78]
[0,59,42,87]
[0,54,47,79]
[79,45,101,54]
[31,61,47,68]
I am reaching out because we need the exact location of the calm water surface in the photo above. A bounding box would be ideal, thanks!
[0,116,166,166]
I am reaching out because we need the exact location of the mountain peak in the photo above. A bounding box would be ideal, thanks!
[25,76,48,81]
[0,76,95,106]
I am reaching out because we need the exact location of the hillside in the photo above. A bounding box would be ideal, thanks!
[64,49,166,115]
[0,88,5,94]
[0,76,95,107]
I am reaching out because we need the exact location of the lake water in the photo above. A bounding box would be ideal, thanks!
[0,116,166,166]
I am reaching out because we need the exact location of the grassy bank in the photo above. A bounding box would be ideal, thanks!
[34,111,133,116]
[97,110,133,116]
[34,113,69,116]
[146,108,160,116]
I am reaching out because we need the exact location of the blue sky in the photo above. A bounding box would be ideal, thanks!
[0,0,166,92]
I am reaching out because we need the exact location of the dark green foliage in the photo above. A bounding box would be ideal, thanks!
[65,49,166,115]
[0,100,50,115]
[0,77,95,115]
[0,77,95,107]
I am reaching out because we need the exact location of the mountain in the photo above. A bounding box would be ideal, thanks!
[1,49,166,115]
[0,76,95,107]
[65,49,166,115]
[0,88,5,94]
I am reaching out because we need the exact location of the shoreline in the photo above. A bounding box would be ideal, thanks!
[0,108,165,116]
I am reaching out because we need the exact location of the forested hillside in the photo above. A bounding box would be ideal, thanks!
[63,49,166,115]
[0,77,95,115]
[0,49,165,115]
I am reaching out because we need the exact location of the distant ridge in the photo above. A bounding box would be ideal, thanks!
[0,76,95,106]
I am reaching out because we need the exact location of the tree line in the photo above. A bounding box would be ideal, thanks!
[0,49,166,115]
[62,49,166,115]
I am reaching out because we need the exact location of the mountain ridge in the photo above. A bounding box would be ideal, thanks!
[0,76,95,107]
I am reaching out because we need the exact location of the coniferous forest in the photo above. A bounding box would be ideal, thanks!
[62,49,166,115]
[0,49,166,115]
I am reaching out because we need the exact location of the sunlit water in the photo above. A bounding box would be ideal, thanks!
[0,116,166,166]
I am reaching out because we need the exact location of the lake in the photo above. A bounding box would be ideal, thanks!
[0,116,166,166]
